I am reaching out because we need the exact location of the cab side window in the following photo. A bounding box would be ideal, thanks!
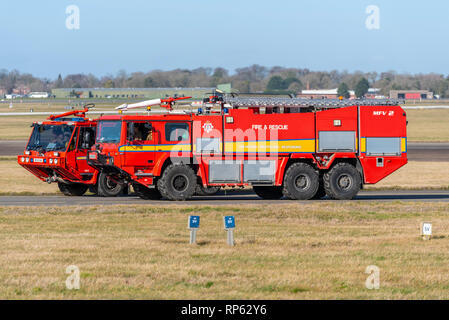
[68,128,78,152]
[127,122,153,144]
[78,127,96,150]
[165,123,189,142]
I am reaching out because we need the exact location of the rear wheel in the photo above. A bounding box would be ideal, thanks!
[58,182,88,196]
[323,162,361,200]
[97,172,124,197]
[133,183,162,200]
[282,163,319,200]
[195,185,221,196]
[253,186,283,199]
[157,164,197,201]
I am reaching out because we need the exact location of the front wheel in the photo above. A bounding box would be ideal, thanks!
[97,172,124,197]
[282,163,319,200]
[157,164,197,201]
[323,162,361,200]
[58,182,88,196]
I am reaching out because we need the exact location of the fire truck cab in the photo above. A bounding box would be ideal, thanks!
[88,97,407,201]
[17,106,125,197]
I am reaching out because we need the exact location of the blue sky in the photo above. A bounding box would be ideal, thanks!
[1,0,448,79]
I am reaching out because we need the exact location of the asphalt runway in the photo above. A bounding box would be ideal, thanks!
[2,140,448,161]
[0,189,448,206]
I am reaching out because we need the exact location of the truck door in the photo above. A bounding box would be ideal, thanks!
[65,127,79,171]
[161,121,192,160]
[76,126,97,176]
[123,121,156,168]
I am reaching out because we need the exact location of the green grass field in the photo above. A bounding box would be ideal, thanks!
[0,202,449,299]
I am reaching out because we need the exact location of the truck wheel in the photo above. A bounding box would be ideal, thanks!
[133,183,162,200]
[323,162,361,200]
[195,185,221,196]
[157,164,197,201]
[282,163,319,200]
[97,172,124,197]
[58,182,88,196]
[253,186,283,199]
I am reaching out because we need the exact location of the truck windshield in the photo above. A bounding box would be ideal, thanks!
[97,120,122,143]
[26,124,74,152]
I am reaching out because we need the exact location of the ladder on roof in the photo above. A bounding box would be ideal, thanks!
[222,97,403,109]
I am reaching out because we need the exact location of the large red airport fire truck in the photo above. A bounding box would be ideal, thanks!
[87,95,407,201]
[17,106,125,196]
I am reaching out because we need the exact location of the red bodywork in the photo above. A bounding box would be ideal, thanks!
[17,109,98,186]
[88,103,407,190]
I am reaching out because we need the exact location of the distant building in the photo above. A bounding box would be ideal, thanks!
[12,85,30,96]
[51,87,215,99]
[390,90,433,100]
[5,94,22,99]
[365,88,385,99]
[28,92,49,98]
[298,88,356,99]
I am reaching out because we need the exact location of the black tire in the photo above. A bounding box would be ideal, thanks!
[282,163,319,200]
[253,186,284,199]
[195,185,221,196]
[58,182,88,196]
[133,183,162,200]
[97,172,124,197]
[157,164,197,201]
[311,178,327,199]
[323,162,361,200]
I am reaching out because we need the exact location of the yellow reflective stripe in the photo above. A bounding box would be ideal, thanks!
[120,144,191,152]
[76,156,87,160]
[360,137,407,153]
[360,138,366,153]
[224,139,315,153]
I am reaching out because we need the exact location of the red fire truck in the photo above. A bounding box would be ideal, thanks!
[17,106,125,196]
[87,96,407,201]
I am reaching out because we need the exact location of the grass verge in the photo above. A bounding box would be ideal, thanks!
[0,202,448,299]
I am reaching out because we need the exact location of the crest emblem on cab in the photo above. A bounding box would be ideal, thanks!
[202,121,214,133]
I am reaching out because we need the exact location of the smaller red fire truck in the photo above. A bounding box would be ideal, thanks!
[88,95,407,201]
[17,105,125,196]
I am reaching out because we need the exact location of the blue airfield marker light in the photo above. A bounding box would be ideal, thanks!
[188,216,200,244]
[223,216,235,246]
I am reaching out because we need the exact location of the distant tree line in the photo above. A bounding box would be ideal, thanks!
[1,65,449,97]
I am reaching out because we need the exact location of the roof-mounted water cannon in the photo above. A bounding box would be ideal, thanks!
[47,103,94,120]
[115,96,192,112]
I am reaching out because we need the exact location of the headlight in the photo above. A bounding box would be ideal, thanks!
[20,157,25,162]
[25,151,30,155]
[49,159,53,164]
[54,159,58,164]
[25,158,29,163]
